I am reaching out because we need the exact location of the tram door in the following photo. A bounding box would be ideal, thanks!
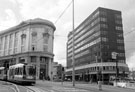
[40,64,46,80]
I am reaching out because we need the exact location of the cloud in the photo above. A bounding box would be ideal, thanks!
[9,0,17,4]
[0,9,17,30]
[0,0,134,68]
[127,52,135,70]
[16,0,71,22]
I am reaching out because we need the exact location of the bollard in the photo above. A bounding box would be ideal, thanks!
[98,81,102,91]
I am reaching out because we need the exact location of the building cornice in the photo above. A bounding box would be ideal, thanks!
[0,18,56,36]
[0,51,54,59]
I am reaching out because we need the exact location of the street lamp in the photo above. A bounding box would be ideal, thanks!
[111,52,119,83]
[95,55,98,82]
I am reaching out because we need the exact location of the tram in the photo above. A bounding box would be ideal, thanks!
[7,63,36,84]
[0,67,7,80]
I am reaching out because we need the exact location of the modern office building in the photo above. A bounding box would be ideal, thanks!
[0,18,56,80]
[66,7,129,82]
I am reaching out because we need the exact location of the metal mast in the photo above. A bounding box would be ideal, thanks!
[72,0,75,87]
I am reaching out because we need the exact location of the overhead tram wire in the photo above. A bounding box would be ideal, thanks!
[124,29,135,37]
[35,34,67,44]
[54,0,72,24]
[30,1,72,42]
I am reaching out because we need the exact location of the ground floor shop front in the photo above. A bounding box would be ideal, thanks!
[0,51,54,80]
[65,62,129,84]
[66,73,128,84]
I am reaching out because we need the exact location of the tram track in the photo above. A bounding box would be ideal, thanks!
[1,80,53,92]
[24,86,49,92]
[0,81,19,92]
[0,80,34,92]
[23,86,36,92]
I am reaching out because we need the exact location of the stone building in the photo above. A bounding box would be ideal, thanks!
[0,18,56,80]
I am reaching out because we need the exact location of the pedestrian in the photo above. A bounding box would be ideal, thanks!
[43,76,45,81]
[98,80,102,91]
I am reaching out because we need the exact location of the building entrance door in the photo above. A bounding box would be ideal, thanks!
[39,64,46,80]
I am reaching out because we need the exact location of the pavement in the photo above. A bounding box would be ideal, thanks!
[36,80,135,92]
[0,82,15,92]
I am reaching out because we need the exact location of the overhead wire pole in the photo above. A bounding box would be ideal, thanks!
[72,0,75,87]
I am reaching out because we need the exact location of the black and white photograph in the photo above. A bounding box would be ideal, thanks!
[0,0,135,92]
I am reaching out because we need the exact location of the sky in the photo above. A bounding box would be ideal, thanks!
[0,0,135,70]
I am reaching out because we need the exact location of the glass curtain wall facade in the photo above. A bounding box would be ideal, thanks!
[66,7,129,83]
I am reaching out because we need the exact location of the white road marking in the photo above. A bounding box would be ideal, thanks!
[52,86,89,92]
[27,86,48,92]
[37,86,55,92]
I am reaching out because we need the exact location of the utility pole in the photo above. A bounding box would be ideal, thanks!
[72,0,75,87]
[111,52,118,85]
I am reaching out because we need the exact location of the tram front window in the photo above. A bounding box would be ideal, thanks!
[27,66,36,77]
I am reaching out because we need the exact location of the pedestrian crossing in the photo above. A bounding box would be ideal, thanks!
[52,86,90,92]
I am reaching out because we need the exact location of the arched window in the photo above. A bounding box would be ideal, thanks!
[31,32,37,43]
[21,34,26,45]
[21,34,26,52]
[43,32,49,44]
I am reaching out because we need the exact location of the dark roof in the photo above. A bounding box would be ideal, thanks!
[0,18,56,36]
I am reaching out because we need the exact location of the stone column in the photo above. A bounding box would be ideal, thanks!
[16,57,19,64]
[36,56,40,79]
[48,58,53,81]
[27,55,32,64]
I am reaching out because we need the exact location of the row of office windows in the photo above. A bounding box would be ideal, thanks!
[115,20,122,25]
[101,31,123,38]
[101,52,125,58]
[68,45,125,58]
[72,18,100,44]
[99,10,121,20]
[101,38,124,44]
[100,44,124,51]
[71,11,121,40]
[74,17,107,41]
[75,31,100,49]
[68,35,119,57]
[117,46,125,50]
[68,18,122,47]
[68,54,126,67]
[74,50,89,59]
[67,37,101,57]
[118,53,125,57]
[68,16,107,45]
[67,24,100,49]
[117,39,124,43]
[68,38,124,58]
[115,14,122,19]
[117,33,123,37]
[118,60,125,63]
[115,26,123,31]
[75,24,100,44]
[86,66,127,72]
[68,44,100,59]
[74,11,100,34]
[74,37,101,54]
